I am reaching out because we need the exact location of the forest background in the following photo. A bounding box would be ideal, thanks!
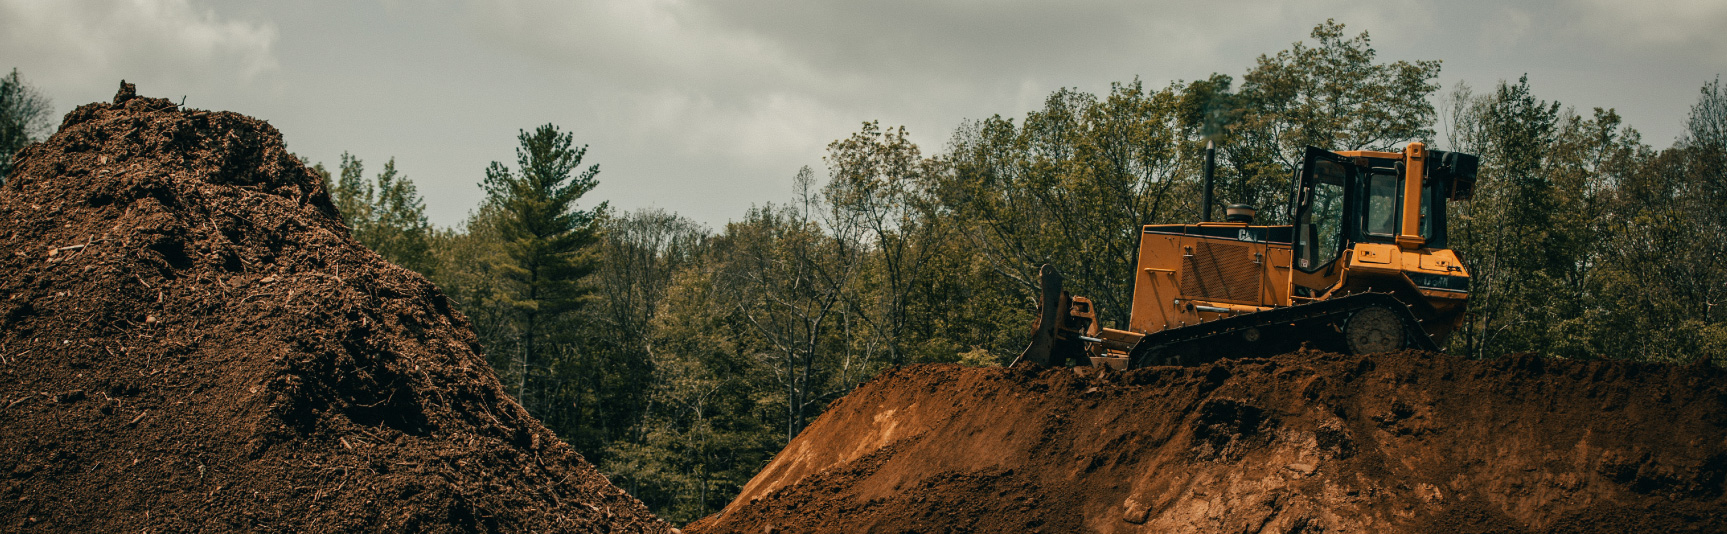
[4,21,1725,523]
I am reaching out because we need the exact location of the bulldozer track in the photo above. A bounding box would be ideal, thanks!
[1129,293,1436,368]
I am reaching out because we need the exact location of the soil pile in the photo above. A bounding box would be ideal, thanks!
[689,351,1727,533]
[0,84,671,533]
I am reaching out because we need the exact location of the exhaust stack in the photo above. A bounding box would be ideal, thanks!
[1201,140,1216,222]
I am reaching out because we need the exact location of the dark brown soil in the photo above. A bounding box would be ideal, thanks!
[688,351,1727,533]
[0,83,672,533]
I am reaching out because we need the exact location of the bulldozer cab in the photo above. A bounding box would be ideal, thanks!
[1295,148,1439,270]
[1291,144,1476,301]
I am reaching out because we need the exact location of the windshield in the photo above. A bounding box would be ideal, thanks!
[1297,159,1346,271]
[1364,170,1400,236]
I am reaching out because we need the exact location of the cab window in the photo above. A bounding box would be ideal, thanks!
[1418,174,1448,248]
[1363,170,1400,237]
[1297,159,1346,271]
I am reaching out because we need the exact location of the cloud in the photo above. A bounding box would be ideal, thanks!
[456,0,1445,176]
[467,0,1241,98]
[0,0,278,98]
[1572,0,1727,58]
[458,1,1451,106]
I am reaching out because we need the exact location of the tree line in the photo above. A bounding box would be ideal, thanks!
[5,20,1723,523]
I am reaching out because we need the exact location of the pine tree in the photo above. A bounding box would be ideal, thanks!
[482,124,606,412]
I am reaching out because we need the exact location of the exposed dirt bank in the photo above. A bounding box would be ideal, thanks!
[691,351,1726,533]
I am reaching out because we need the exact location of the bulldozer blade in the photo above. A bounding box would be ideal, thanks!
[1014,264,1069,367]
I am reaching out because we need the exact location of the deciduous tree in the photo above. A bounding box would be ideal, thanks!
[0,68,54,184]
[329,153,434,273]
[1226,20,1441,215]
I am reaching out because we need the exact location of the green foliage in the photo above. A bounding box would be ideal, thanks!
[717,173,872,442]
[938,80,1196,329]
[426,206,518,388]
[825,122,948,365]
[332,152,374,228]
[1447,76,1565,358]
[1587,77,1727,365]
[327,153,434,273]
[1225,20,1442,219]
[0,68,54,184]
[559,209,706,457]
[1440,75,1727,365]
[479,124,606,410]
[601,264,778,523]
[956,347,998,367]
[368,159,434,271]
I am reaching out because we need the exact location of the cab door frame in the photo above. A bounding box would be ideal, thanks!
[1288,147,1356,299]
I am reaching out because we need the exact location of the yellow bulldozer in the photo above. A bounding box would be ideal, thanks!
[1019,142,1478,369]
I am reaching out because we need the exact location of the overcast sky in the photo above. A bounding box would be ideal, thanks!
[4,0,1724,228]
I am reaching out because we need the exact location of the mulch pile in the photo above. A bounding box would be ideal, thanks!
[689,351,1727,533]
[0,83,672,533]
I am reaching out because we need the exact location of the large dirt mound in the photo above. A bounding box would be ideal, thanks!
[0,84,671,533]
[690,351,1727,533]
